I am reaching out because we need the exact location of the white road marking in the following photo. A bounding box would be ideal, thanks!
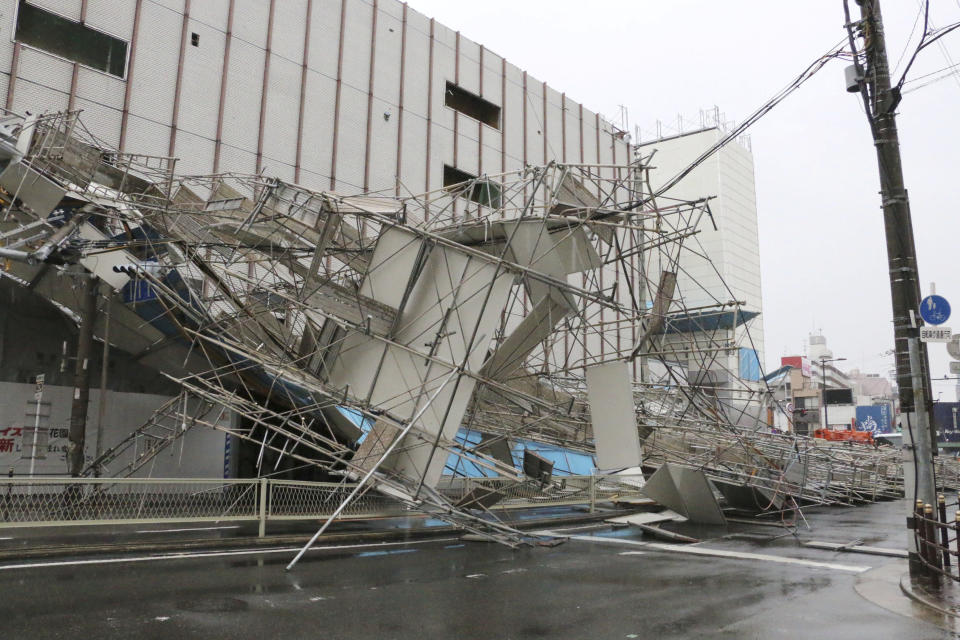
[465,573,486,579]
[154,616,170,622]
[0,537,12,541]
[618,545,871,573]
[136,526,241,534]
[0,537,459,572]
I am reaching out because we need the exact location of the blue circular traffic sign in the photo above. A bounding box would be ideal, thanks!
[920,295,951,326]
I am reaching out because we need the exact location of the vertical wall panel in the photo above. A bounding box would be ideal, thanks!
[401,12,429,120]
[85,0,136,40]
[545,86,564,164]
[333,85,368,191]
[502,64,523,171]
[176,16,225,154]
[563,95,579,164]
[457,39,480,95]
[127,0,181,127]
[123,114,168,158]
[28,0,82,21]
[261,55,301,171]
[188,0,229,28]
[307,0,342,78]
[73,96,121,147]
[270,0,306,63]
[299,71,336,185]
[525,79,543,166]
[340,0,372,97]
[231,0,269,47]
[220,39,263,154]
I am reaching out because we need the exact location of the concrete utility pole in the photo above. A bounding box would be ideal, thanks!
[844,0,938,564]
[67,275,98,477]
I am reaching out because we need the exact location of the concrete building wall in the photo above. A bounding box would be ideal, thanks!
[638,128,765,369]
[0,0,630,197]
[0,381,228,477]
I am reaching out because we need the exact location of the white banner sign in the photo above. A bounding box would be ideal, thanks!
[921,327,952,343]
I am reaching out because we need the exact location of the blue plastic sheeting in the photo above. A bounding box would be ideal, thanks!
[665,309,759,335]
[442,428,596,478]
[338,407,374,444]
[738,348,761,382]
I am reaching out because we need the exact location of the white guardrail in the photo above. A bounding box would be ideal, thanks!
[0,475,646,536]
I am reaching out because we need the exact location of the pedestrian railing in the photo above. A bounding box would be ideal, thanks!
[0,474,646,536]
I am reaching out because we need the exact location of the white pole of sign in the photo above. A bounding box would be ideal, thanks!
[28,375,43,494]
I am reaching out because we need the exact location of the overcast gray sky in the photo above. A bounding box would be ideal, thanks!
[409,0,960,398]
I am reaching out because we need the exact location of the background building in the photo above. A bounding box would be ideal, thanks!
[637,126,765,414]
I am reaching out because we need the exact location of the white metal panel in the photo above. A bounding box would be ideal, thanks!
[188,0,229,29]
[262,54,300,170]
[525,79,544,165]
[177,17,225,142]
[544,85,564,164]
[11,48,70,115]
[84,0,136,40]
[220,38,263,152]
[455,128,478,176]
[307,0,341,78]
[398,113,426,196]
[269,0,306,63]
[73,96,121,148]
[299,70,336,184]
[457,38,479,94]
[400,12,429,119]
[218,144,256,176]
[367,95,397,193]
[122,114,169,158]
[581,108,599,165]
[231,0,270,48]
[481,50,502,107]
[371,5,401,109]
[150,0,184,12]
[17,46,73,93]
[333,83,367,192]
[171,129,213,175]
[339,0,372,94]
[502,63,523,171]
[126,0,180,126]
[328,227,513,488]
[28,0,82,21]
[76,66,125,111]
[563,95,578,164]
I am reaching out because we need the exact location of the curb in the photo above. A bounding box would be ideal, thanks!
[0,509,620,562]
[899,572,960,618]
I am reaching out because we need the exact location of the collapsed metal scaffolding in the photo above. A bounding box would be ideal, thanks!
[1,110,951,552]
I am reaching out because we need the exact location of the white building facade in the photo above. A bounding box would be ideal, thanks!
[0,0,630,195]
[638,128,765,382]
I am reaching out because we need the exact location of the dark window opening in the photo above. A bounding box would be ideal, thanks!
[15,1,128,78]
[443,165,502,209]
[191,32,199,47]
[444,81,500,129]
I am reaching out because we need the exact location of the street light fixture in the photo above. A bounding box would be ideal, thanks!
[819,356,847,430]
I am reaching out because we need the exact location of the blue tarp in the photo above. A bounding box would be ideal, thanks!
[738,348,761,382]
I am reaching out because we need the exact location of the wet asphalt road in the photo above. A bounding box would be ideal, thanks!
[0,500,956,639]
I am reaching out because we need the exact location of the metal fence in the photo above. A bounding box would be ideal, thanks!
[0,475,646,536]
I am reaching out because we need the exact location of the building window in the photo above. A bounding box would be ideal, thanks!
[15,1,128,78]
[444,82,500,129]
[443,165,501,209]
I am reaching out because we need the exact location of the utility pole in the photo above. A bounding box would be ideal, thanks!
[843,0,938,567]
[67,274,98,477]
